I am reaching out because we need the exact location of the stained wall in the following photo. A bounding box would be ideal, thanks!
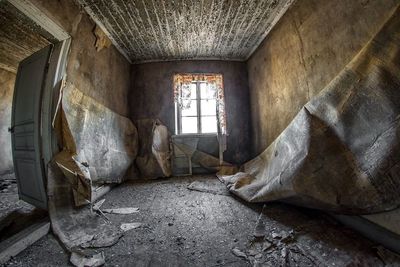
[247,0,400,155]
[25,0,133,181]
[0,69,16,175]
[130,61,251,165]
[30,0,131,116]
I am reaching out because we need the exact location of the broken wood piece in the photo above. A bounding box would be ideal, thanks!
[70,251,105,267]
[120,223,142,232]
[187,180,231,196]
[92,199,105,211]
[91,199,110,221]
[103,208,140,214]
[0,220,50,264]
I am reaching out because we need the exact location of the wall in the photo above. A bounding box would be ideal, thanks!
[0,68,16,175]
[130,61,251,165]
[30,0,131,116]
[247,0,400,155]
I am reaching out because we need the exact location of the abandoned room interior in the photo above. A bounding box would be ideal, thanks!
[0,0,400,266]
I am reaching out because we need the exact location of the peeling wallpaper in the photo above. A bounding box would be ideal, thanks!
[247,0,399,155]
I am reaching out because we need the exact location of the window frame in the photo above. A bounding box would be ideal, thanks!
[176,81,218,135]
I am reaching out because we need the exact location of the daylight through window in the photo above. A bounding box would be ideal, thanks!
[174,74,226,135]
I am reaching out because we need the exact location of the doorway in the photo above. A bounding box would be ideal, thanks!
[0,0,70,242]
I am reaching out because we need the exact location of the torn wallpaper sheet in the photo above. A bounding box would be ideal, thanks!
[54,150,92,206]
[53,84,138,205]
[48,86,139,265]
[135,119,172,179]
[47,162,123,265]
[61,84,138,184]
[220,7,400,214]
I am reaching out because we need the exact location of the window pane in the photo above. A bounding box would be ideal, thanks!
[190,83,197,99]
[181,117,198,134]
[181,100,197,116]
[201,116,218,133]
[200,83,216,99]
[201,99,216,116]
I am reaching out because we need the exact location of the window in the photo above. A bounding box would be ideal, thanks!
[174,74,226,135]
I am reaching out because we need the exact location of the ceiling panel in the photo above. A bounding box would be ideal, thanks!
[77,0,294,63]
[0,1,54,72]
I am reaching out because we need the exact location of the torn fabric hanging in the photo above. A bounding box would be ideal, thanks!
[48,84,140,266]
[135,119,172,179]
[219,6,400,214]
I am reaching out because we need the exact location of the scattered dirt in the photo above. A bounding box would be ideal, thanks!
[3,175,396,266]
[0,173,35,220]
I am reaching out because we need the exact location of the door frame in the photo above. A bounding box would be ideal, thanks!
[9,0,71,208]
[41,39,71,166]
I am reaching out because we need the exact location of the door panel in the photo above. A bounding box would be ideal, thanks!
[11,45,52,209]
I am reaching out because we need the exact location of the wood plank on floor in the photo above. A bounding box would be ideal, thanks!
[0,219,50,264]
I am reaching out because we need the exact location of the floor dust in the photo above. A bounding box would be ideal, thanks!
[2,175,395,266]
[0,173,35,220]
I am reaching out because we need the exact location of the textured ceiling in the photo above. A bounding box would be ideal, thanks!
[77,0,294,63]
[0,1,54,72]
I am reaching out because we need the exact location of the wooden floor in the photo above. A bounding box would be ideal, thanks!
[4,175,397,266]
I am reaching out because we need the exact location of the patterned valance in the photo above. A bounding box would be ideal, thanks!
[173,73,226,135]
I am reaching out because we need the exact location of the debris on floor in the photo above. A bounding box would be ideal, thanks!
[253,211,266,238]
[231,203,397,266]
[187,180,231,196]
[0,174,16,193]
[6,176,400,266]
[92,199,139,215]
[92,199,106,212]
[70,251,105,267]
[120,222,142,232]
[0,173,35,221]
[47,162,123,266]
[231,247,248,260]
[92,199,142,232]
[103,208,140,214]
